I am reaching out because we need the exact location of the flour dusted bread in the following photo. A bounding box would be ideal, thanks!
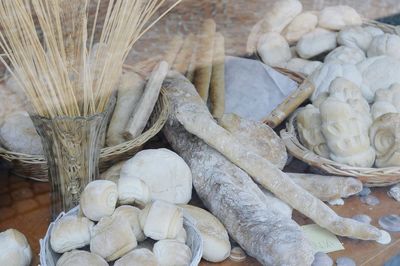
[371,84,400,120]
[163,72,381,242]
[320,96,375,167]
[5,75,26,103]
[56,250,107,266]
[329,77,372,128]
[99,160,125,184]
[318,78,374,167]
[296,28,337,59]
[257,32,291,67]
[318,6,362,30]
[0,82,25,123]
[337,26,375,51]
[0,229,32,266]
[106,71,145,146]
[114,248,158,266]
[282,12,318,44]
[310,62,362,101]
[219,113,287,169]
[173,33,196,75]
[325,46,365,64]
[296,105,329,158]
[181,205,230,262]
[139,200,183,240]
[175,228,187,243]
[124,61,168,139]
[118,177,151,206]
[50,215,94,253]
[286,58,322,76]
[370,113,400,167]
[288,173,362,201]
[90,216,137,261]
[80,180,118,221]
[193,19,216,102]
[358,56,400,102]
[210,32,225,120]
[0,111,43,155]
[363,26,384,38]
[246,0,302,54]
[153,239,192,266]
[113,206,146,242]
[163,73,314,265]
[367,34,400,59]
[260,0,302,33]
[120,148,192,204]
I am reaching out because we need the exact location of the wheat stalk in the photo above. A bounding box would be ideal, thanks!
[0,0,182,118]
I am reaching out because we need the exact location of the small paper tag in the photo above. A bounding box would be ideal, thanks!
[301,224,345,253]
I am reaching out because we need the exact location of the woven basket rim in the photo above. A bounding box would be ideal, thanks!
[39,206,203,266]
[362,19,398,33]
[281,108,400,187]
[0,86,169,181]
[0,88,168,158]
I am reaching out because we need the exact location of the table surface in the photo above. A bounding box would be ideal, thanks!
[1,161,399,266]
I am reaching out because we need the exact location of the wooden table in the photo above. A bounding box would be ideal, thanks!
[1,160,399,266]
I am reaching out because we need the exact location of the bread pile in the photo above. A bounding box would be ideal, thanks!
[249,0,400,168]
[47,148,231,266]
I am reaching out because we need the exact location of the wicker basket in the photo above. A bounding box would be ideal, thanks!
[264,68,314,128]
[363,19,399,34]
[0,88,169,182]
[256,19,398,128]
[277,19,400,187]
[39,206,203,266]
[281,108,400,187]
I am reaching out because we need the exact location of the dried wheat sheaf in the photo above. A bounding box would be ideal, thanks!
[0,0,181,118]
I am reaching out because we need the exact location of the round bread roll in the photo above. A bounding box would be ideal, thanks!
[118,177,150,206]
[113,206,146,241]
[120,148,192,204]
[80,180,118,221]
[50,215,94,253]
[175,228,187,243]
[282,12,318,44]
[0,111,43,155]
[90,216,137,261]
[0,229,32,266]
[318,5,362,30]
[296,28,337,59]
[114,248,158,266]
[153,239,192,266]
[0,83,24,123]
[56,250,107,266]
[139,200,183,240]
[257,32,291,67]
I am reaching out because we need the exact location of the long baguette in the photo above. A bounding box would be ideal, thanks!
[288,173,363,201]
[124,61,168,139]
[163,91,314,265]
[163,72,381,241]
[163,35,184,67]
[210,32,225,119]
[173,33,196,75]
[106,71,145,146]
[193,19,216,102]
